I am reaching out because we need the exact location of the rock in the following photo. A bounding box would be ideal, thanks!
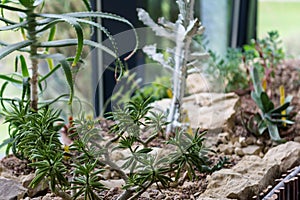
[152,92,240,131]
[259,152,264,158]
[199,155,279,199]
[256,139,264,146]
[245,136,256,145]
[41,193,62,200]
[101,179,125,189]
[156,193,166,200]
[230,136,239,144]
[218,144,233,155]
[294,136,300,143]
[186,73,210,94]
[242,145,262,155]
[200,142,300,199]
[19,173,48,197]
[141,192,150,198]
[263,141,300,172]
[234,147,244,156]
[238,137,248,147]
[233,141,241,148]
[0,177,27,200]
[217,132,230,144]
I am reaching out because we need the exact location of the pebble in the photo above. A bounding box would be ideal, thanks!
[239,137,248,147]
[141,192,150,198]
[245,136,256,145]
[156,193,166,200]
[242,145,261,155]
[217,132,230,144]
[256,139,264,146]
[233,141,241,148]
[259,152,264,158]
[234,147,244,156]
[194,192,200,197]
[218,144,233,155]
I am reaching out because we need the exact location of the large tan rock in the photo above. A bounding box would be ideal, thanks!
[152,92,240,131]
[186,73,211,94]
[263,141,300,172]
[198,141,300,199]
[199,155,278,199]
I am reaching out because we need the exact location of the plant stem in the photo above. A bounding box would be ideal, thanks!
[128,181,153,200]
[166,0,195,135]
[27,9,39,111]
[116,181,152,200]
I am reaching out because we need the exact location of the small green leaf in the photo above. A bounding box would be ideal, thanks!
[270,102,290,114]
[250,67,263,95]
[0,74,22,84]
[0,40,33,60]
[0,20,28,31]
[267,123,283,142]
[257,120,267,135]
[260,92,274,112]
[251,91,263,111]
[19,55,29,77]
[39,39,116,57]
[0,4,27,12]
[36,14,83,67]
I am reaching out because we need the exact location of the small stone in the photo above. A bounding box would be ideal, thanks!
[256,139,264,146]
[217,132,230,144]
[224,147,234,155]
[234,147,244,156]
[157,193,166,200]
[101,179,125,189]
[141,192,150,198]
[230,136,239,144]
[233,141,241,148]
[245,136,256,145]
[242,145,261,155]
[194,192,200,197]
[218,144,233,155]
[239,137,248,147]
[259,152,264,158]
[165,196,172,200]
[294,136,300,143]
[102,170,111,179]
[265,140,272,146]
[42,193,62,200]
[111,171,120,179]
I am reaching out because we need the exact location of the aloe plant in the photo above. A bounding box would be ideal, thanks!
[247,67,294,142]
[0,0,137,111]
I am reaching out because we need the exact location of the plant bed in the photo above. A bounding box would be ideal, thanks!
[0,0,299,200]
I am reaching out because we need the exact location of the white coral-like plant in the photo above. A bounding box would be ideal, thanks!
[137,0,208,135]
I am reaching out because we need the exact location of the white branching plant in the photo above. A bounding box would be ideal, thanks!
[137,0,208,136]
